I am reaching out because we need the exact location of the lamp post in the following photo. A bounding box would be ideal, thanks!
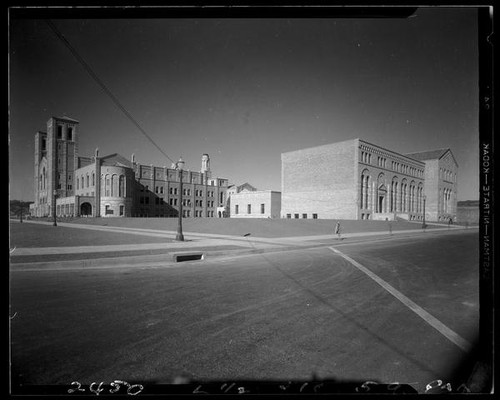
[422,195,426,229]
[53,189,58,226]
[175,157,185,241]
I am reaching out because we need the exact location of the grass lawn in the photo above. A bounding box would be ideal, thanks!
[20,216,447,238]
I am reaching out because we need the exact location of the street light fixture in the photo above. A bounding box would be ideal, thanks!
[422,195,427,229]
[53,189,58,226]
[175,157,185,241]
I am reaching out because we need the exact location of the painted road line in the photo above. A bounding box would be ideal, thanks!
[328,247,472,353]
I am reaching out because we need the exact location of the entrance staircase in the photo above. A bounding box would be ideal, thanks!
[372,213,397,221]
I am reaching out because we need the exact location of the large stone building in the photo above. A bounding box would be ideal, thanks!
[281,138,458,222]
[30,116,229,218]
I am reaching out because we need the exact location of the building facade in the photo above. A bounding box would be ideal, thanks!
[31,117,229,218]
[281,138,458,222]
[230,190,281,219]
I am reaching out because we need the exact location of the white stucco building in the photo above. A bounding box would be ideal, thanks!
[230,190,281,219]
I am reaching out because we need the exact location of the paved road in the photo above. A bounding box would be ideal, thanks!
[10,230,478,393]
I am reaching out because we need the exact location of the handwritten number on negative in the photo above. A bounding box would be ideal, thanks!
[89,382,104,396]
[68,381,85,394]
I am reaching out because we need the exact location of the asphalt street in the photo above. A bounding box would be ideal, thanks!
[10,230,478,394]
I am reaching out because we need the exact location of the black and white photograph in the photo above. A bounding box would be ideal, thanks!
[8,5,493,395]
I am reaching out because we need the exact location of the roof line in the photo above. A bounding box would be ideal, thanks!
[359,139,426,165]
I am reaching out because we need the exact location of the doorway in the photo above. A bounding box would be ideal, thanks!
[80,202,92,217]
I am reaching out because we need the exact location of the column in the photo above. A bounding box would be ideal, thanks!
[365,177,370,210]
[411,186,414,213]
[360,176,365,209]
[394,183,399,212]
[372,181,376,212]
[387,184,392,213]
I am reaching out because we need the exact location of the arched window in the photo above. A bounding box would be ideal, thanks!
[111,174,118,197]
[119,175,125,197]
[76,175,79,190]
[92,172,95,186]
[105,175,110,196]
[400,179,407,212]
[360,169,370,210]
[391,177,398,212]
[86,174,89,188]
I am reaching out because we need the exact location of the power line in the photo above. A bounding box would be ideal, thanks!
[45,20,177,166]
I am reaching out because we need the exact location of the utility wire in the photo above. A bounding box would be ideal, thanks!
[46,20,177,166]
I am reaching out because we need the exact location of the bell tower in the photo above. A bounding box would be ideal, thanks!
[201,153,211,174]
[46,116,79,208]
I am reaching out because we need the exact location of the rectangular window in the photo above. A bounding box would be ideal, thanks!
[247,204,251,214]
[313,214,318,219]
[302,214,307,219]
[261,203,265,214]
[67,184,72,190]
[119,205,124,216]
[67,127,73,141]
[145,197,149,204]
[57,125,63,139]
[294,214,299,219]
[140,197,144,204]
[235,205,239,214]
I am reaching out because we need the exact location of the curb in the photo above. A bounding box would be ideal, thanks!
[10,246,288,271]
[10,227,477,271]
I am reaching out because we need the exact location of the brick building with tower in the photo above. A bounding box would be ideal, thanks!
[281,139,458,222]
[30,116,229,218]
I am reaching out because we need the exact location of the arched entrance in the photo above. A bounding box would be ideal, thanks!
[377,185,387,213]
[81,202,92,217]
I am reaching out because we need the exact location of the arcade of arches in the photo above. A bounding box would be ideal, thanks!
[360,170,424,220]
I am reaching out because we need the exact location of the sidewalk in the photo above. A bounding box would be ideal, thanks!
[10,219,476,270]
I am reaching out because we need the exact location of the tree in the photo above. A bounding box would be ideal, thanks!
[10,200,33,222]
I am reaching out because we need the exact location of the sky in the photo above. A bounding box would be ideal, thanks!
[9,7,480,202]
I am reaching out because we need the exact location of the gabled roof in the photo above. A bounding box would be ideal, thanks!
[237,182,257,192]
[404,149,448,160]
[55,116,80,123]
[405,148,458,166]
[100,153,133,168]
